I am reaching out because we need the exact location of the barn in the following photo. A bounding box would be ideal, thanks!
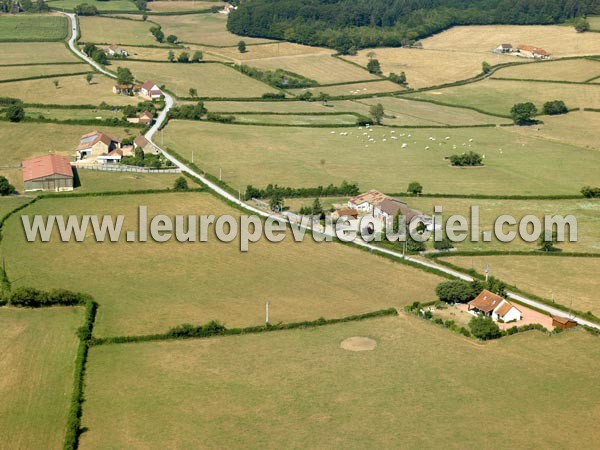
[22,154,74,192]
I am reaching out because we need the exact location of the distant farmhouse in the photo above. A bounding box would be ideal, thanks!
[493,43,550,59]
[106,44,128,57]
[347,189,431,228]
[219,3,237,14]
[134,135,160,155]
[494,43,513,53]
[22,154,73,192]
[127,110,154,125]
[468,290,522,323]
[139,81,163,100]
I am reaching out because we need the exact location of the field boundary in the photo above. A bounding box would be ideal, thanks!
[0,71,92,85]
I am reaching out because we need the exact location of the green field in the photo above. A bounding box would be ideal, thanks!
[443,255,600,316]
[79,16,160,46]
[406,79,600,116]
[233,113,360,126]
[162,120,600,195]
[588,16,600,31]
[0,192,443,337]
[0,42,79,65]
[0,14,68,41]
[290,80,403,97]
[75,169,184,193]
[493,58,600,82]
[204,99,372,115]
[25,106,123,121]
[80,316,600,449]
[0,196,30,218]
[147,1,220,12]
[0,63,88,82]
[0,307,82,450]
[110,60,278,98]
[48,0,139,11]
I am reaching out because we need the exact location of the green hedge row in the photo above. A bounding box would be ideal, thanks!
[0,197,39,243]
[0,62,86,68]
[5,287,91,307]
[427,250,600,259]
[18,116,145,128]
[491,76,595,85]
[383,192,583,200]
[92,308,399,346]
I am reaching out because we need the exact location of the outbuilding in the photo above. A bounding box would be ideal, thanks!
[552,315,577,329]
[22,154,73,192]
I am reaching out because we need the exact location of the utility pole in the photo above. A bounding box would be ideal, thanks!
[484,264,490,283]
[191,150,194,164]
[219,167,222,181]
[265,300,270,325]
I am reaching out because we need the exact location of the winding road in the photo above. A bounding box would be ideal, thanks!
[62,12,600,330]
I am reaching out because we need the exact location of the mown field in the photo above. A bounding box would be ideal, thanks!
[0,196,30,219]
[290,80,403,97]
[0,63,88,82]
[110,60,278,97]
[233,113,360,126]
[208,41,333,62]
[406,79,600,116]
[0,42,79,65]
[80,316,600,449]
[25,106,123,121]
[422,25,600,57]
[0,73,139,106]
[204,99,372,115]
[152,13,272,46]
[493,58,600,82]
[120,44,222,61]
[162,120,600,195]
[75,170,184,193]
[147,0,220,12]
[0,307,82,450]
[79,16,160,46]
[47,0,138,11]
[443,255,600,316]
[0,13,67,41]
[0,192,443,337]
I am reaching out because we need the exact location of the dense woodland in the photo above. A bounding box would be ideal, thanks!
[227,0,600,52]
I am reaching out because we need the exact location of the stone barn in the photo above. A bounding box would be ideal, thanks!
[22,154,74,192]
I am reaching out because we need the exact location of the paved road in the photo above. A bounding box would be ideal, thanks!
[62,12,599,331]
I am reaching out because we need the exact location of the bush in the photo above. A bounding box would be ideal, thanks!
[543,100,568,115]
[581,186,600,198]
[173,176,189,191]
[433,237,454,251]
[74,3,98,15]
[261,92,285,99]
[167,320,227,338]
[367,58,382,74]
[206,112,235,123]
[167,102,207,120]
[5,104,25,122]
[574,17,590,32]
[407,181,422,195]
[8,287,86,307]
[469,315,502,340]
[511,102,537,125]
[237,65,317,89]
[482,61,492,74]
[449,151,483,166]
[435,280,477,303]
[0,176,16,196]
[389,71,407,85]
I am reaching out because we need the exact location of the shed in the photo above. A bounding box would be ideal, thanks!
[22,154,73,192]
[552,315,577,329]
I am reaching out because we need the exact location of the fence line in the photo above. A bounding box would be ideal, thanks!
[75,164,181,174]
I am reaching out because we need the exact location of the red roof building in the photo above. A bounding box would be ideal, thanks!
[22,154,73,192]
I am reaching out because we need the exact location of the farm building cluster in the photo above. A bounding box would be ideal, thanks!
[74,130,158,164]
[493,43,551,59]
[113,80,163,101]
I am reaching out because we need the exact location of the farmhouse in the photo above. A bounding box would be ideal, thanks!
[348,190,430,228]
[113,84,133,95]
[22,154,73,192]
[348,189,389,213]
[219,3,237,14]
[127,110,154,125]
[494,43,512,53]
[75,130,122,160]
[134,135,159,155]
[516,45,550,59]
[468,290,522,323]
[139,81,162,100]
[374,198,423,225]
[106,44,128,57]
[552,315,578,329]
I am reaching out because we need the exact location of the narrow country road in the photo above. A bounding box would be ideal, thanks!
[61,12,600,331]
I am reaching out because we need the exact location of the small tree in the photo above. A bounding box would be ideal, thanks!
[469,315,502,340]
[366,51,377,60]
[85,73,94,84]
[369,103,384,124]
[542,100,568,115]
[405,234,425,253]
[116,67,134,85]
[238,40,247,53]
[5,104,24,122]
[367,58,382,75]
[142,13,148,21]
[538,230,559,252]
[316,92,331,106]
[0,176,16,196]
[435,280,477,303]
[166,34,178,44]
[174,176,189,191]
[191,51,203,62]
[189,87,198,98]
[168,50,175,62]
[510,102,537,125]
[53,80,59,89]
[407,181,423,195]
[574,18,590,33]
[581,186,600,198]
[178,52,190,63]
[482,61,492,74]
[269,191,284,211]
[311,197,324,218]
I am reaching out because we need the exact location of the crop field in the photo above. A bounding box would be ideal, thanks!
[247,54,379,84]
[356,97,511,126]
[493,58,600,82]
[342,48,503,89]
[152,13,272,46]
[0,14,67,41]
[47,0,138,11]
[80,316,600,449]
[1,192,443,337]
[233,113,360,126]
[290,80,403,97]
[110,60,278,97]
[0,63,88,82]
[0,73,139,106]
[147,1,220,12]
[162,120,600,195]
[421,25,600,58]
[0,307,82,450]
[0,42,79,65]
[208,42,333,62]
[79,16,160,46]
[406,79,600,116]
[443,255,600,316]
[407,197,600,253]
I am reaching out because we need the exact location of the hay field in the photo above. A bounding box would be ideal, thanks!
[407,197,600,253]
[233,113,359,126]
[0,74,139,106]
[0,63,88,82]
[247,54,379,84]
[422,25,600,57]
[0,307,82,450]
[0,13,67,41]
[47,0,138,11]
[290,80,402,97]
[110,60,278,97]
[204,99,372,115]
[75,170,183,193]
[152,13,272,46]
[80,316,600,449]
[208,42,332,62]
[122,45,222,61]
[162,120,600,195]
[342,48,503,89]
[25,106,123,121]
[0,42,79,65]
[79,16,159,46]
[147,1,220,12]
[406,79,600,116]
[1,192,443,337]
[493,58,600,82]
[444,255,600,315]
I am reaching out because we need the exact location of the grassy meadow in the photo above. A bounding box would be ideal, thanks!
[0,13,67,41]
[0,307,82,450]
[79,16,160,46]
[494,58,600,82]
[0,42,79,65]
[204,99,373,115]
[443,255,600,316]
[0,192,443,337]
[80,315,600,449]
[0,63,88,82]
[0,196,30,219]
[24,106,124,121]
[147,1,220,12]
[207,41,333,62]
[47,0,138,11]
[162,120,600,195]
[290,80,403,97]
[75,170,184,193]
[233,113,360,126]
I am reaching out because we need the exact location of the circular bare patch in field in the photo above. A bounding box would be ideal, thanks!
[340,337,377,352]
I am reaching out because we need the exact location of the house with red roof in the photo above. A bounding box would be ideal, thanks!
[139,81,162,100]
[75,130,122,161]
[516,45,550,59]
[468,290,522,323]
[22,154,73,192]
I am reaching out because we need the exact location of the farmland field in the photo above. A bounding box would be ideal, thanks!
[152,13,273,46]
[75,170,184,193]
[0,197,30,219]
[0,307,82,450]
[0,63,88,82]
[0,42,79,65]
[493,58,600,82]
[162,120,600,195]
[79,16,160,46]
[0,13,67,41]
[47,0,138,11]
[0,73,139,106]
[120,44,222,61]
[290,80,403,97]
[0,192,443,337]
[110,60,278,97]
[443,255,600,316]
[233,113,360,126]
[25,106,123,121]
[590,16,600,31]
[208,41,333,62]
[204,99,373,115]
[405,79,600,116]
[80,316,600,449]
[147,1,220,12]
